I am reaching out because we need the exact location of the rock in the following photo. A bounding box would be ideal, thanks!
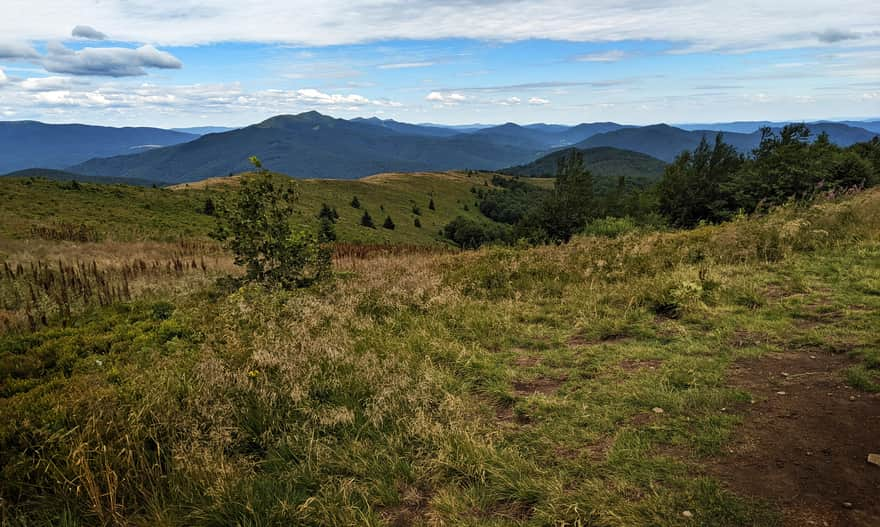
[810,355,817,359]
[776,391,787,395]
[781,372,789,377]
[868,453,880,467]
[682,510,693,518]
[849,396,856,401]
[842,502,853,509]
[652,407,665,414]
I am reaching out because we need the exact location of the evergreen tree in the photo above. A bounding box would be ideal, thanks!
[203,197,216,216]
[351,196,361,208]
[414,217,422,228]
[318,217,337,242]
[360,210,375,228]
[428,197,436,210]
[383,216,395,230]
[318,202,337,223]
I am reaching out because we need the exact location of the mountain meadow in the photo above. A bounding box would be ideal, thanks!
[1,122,879,526]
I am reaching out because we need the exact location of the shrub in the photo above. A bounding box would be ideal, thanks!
[211,156,330,289]
[383,216,396,230]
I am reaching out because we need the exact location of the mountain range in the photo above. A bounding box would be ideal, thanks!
[1,112,877,184]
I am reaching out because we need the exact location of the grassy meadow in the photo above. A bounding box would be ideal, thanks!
[1,176,879,526]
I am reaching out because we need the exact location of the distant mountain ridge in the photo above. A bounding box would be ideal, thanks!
[0,121,197,174]
[2,113,877,184]
[576,122,878,162]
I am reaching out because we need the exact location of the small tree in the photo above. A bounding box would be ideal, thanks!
[428,198,436,211]
[361,210,375,228]
[319,217,337,242]
[351,196,361,208]
[383,216,395,230]
[318,203,337,223]
[203,197,216,216]
[211,156,330,288]
[412,205,421,216]
[414,217,422,228]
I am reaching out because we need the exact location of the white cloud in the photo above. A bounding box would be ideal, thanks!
[426,91,467,105]
[378,61,434,70]
[42,43,183,77]
[0,1,878,52]
[575,50,627,62]
[528,97,550,105]
[72,25,107,40]
[0,68,7,85]
[20,76,77,91]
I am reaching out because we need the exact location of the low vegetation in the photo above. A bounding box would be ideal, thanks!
[2,174,879,524]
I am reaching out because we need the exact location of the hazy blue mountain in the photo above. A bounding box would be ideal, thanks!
[0,121,197,173]
[577,123,877,162]
[70,111,539,182]
[839,121,880,134]
[471,122,628,151]
[501,146,666,183]
[0,168,165,187]
[350,117,462,137]
[171,126,238,135]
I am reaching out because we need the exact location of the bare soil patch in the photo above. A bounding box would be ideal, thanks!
[619,358,662,372]
[711,351,880,527]
[512,376,566,396]
[567,333,630,347]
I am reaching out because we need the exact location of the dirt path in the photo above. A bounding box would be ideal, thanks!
[711,350,880,527]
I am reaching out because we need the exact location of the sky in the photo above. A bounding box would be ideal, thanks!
[0,1,878,128]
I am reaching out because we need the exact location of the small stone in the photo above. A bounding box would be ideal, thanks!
[652,407,665,414]
[720,407,727,412]
[842,502,853,509]
[868,453,880,467]
[777,391,787,395]
[682,510,693,518]
[849,396,856,401]
[781,372,789,377]
[810,355,817,359]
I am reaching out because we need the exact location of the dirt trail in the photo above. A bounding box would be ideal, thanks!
[712,350,880,527]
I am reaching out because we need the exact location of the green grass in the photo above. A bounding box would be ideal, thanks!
[0,171,507,246]
[1,186,879,525]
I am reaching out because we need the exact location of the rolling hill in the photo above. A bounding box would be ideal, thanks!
[0,121,197,173]
[0,170,516,245]
[501,146,666,183]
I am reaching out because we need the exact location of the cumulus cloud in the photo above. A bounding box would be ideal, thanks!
[2,1,879,52]
[0,42,40,59]
[815,29,860,43]
[72,25,107,40]
[528,97,549,105]
[42,42,183,76]
[425,91,466,105]
[575,50,627,62]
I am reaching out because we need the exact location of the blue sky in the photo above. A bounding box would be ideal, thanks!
[0,1,877,128]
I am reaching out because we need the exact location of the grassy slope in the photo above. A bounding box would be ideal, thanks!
[2,188,879,525]
[0,171,505,246]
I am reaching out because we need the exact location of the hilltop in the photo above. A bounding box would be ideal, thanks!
[501,146,667,184]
